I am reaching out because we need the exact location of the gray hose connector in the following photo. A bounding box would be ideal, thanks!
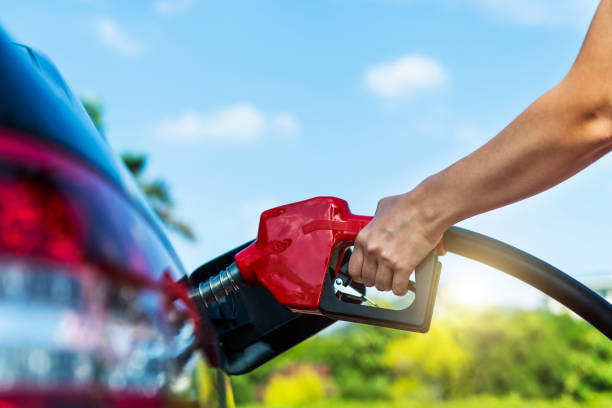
[192,262,244,307]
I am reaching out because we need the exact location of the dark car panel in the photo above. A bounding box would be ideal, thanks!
[0,27,185,279]
[0,26,229,407]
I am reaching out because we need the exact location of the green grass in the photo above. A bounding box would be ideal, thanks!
[239,394,612,408]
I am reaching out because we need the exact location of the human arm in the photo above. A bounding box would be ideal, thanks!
[348,0,612,295]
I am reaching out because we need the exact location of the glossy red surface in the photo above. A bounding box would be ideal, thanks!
[235,197,373,311]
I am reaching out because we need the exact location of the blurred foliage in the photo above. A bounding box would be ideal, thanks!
[240,394,612,408]
[454,309,571,398]
[388,377,435,402]
[232,309,612,406]
[121,152,195,240]
[81,95,104,135]
[262,365,329,406]
[384,325,470,398]
[81,96,194,240]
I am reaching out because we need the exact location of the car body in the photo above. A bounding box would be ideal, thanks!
[0,27,230,407]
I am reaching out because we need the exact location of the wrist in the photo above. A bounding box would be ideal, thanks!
[403,174,461,238]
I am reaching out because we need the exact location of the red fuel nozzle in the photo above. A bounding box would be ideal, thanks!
[192,196,369,310]
[193,196,441,332]
[234,196,372,311]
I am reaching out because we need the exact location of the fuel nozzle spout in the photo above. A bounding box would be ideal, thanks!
[191,262,244,307]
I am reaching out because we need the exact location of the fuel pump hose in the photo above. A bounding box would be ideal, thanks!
[444,227,612,340]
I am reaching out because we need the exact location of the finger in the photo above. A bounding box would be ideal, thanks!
[361,256,378,287]
[374,262,393,292]
[348,245,365,283]
[435,240,447,256]
[392,266,413,296]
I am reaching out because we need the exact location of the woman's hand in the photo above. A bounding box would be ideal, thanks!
[347,191,447,296]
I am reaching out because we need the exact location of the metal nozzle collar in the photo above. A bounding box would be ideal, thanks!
[194,262,244,308]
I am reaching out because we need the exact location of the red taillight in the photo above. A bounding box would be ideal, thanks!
[0,179,82,262]
[0,129,213,407]
[0,128,162,280]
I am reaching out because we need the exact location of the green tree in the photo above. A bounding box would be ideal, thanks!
[82,96,194,240]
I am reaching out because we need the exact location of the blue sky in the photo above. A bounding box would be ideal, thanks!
[1,0,609,307]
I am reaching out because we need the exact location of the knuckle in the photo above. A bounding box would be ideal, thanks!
[396,260,415,274]
[390,261,403,273]
[355,228,369,242]
[378,197,391,207]
[364,241,381,255]
[379,251,395,266]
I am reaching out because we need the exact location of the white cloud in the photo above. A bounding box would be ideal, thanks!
[156,103,299,142]
[92,18,143,56]
[461,0,599,29]
[365,54,448,99]
[154,0,196,15]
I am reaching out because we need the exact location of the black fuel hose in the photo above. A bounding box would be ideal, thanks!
[443,227,612,340]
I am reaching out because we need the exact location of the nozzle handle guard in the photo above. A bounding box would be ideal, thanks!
[309,207,442,332]
[321,246,441,332]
